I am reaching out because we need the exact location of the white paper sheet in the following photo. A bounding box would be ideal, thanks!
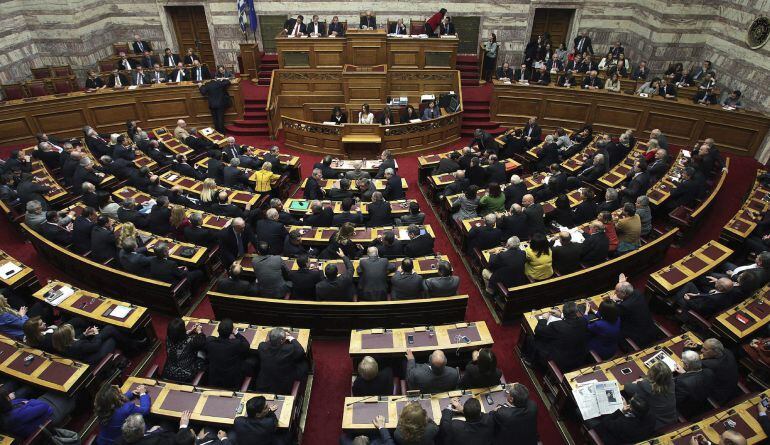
[109,305,132,319]
[0,262,22,279]
[47,286,75,307]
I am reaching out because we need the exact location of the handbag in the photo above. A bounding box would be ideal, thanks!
[43,428,81,445]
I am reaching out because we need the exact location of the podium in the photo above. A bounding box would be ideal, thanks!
[342,124,381,158]
[342,64,387,104]
[345,29,387,66]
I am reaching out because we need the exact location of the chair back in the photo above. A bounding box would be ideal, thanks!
[410,20,425,35]
[51,65,73,77]
[1,83,26,100]
[113,43,129,55]
[26,80,48,97]
[98,60,114,73]
[31,67,51,79]
[52,78,74,94]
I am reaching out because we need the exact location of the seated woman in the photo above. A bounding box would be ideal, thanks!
[0,296,29,340]
[615,203,641,253]
[400,104,420,122]
[163,318,206,383]
[451,186,480,222]
[478,183,506,215]
[115,222,145,253]
[604,73,621,92]
[598,211,619,254]
[421,101,440,121]
[320,223,362,259]
[524,232,553,281]
[330,106,347,125]
[458,348,503,389]
[199,178,219,209]
[51,323,140,365]
[585,299,621,360]
[597,50,616,70]
[0,388,53,439]
[351,356,393,396]
[623,361,677,431]
[394,402,439,445]
[358,103,374,124]
[95,384,151,445]
[378,106,395,125]
[23,316,56,352]
[169,205,190,240]
[636,77,660,95]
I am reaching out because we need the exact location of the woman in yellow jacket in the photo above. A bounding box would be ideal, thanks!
[524,232,554,281]
[253,162,281,197]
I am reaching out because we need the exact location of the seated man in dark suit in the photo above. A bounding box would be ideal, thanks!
[674,276,737,318]
[499,203,527,240]
[482,235,526,294]
[492,383,539,445]
[288,254,323,300]
[118,238,151,275]
[147,196,172,235]
[255,327,308,395]
[303,169,325,201]
[403,224,434,258]
[204,318,251,390]
[149,242,203,287]
[183,213,217,246]
[169,62,189,83]
[313,156,338,180]
[526,301,588,372]
[89,215,117,263]
[674,350,715,418]
[223,158,251,190]
[231,396,281,445]
[189,60,210,83]
[304,201,334,227]
[251,241,290,298]
[692,338,739,405]
[440,397,495,445]
[383,168,405,200]
[284,14,307,36]
[332,197,364,226]
[315,251,355,301]
[357,247,395,301]
[352,356,394,396]
[390,258,425,300]
[327,178,354,201]
[365,192,393,227]
[255,208,288,255]
[496,62,514,81]
[423,261,460,298]
[38,211,73,245]
[216,263,258,296]
[551,231,582,275]
[610,275,658,347]
[282,230,307,257]
[532,66,551,85]
[666,166,702,211]
[594,396,656,445]
[374,230,403,258]
[467,213,503,253]
[306,15,326,36]
[107,68,128,87]
[117,198,149,229]
[406,349,458,393]
[580,221,609,266]
[211,191,248,219]
[513,63,531,83]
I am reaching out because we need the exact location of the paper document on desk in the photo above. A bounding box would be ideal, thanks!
[410,119,422,123]
[0,262,22,279]
[643,350,677,372]
[47,286,75,307]
[572,380,623,420]
[109,305,132,319]
[201,128,214,136]
[682,150,691,158]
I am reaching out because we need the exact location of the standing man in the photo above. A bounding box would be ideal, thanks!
[199,78,231,134]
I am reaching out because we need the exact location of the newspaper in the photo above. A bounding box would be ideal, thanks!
[643,350,677,372]
[572,380,624,420]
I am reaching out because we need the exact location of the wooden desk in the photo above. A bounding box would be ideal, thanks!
[490,81,770,158]
[149,127,194,157]
[721,172,769,245]
[713,285,770,342]
[0,80,244,146]
[642,390,769,444]
[598,147,645,188]
[0,249,38,293]
[198,128,301,169]
[522,291,614,334]
[342,385,507,430]
[121,377,295,427]
[285,225,435,245]
[0,334,89,395]
[16,154,67,204]
[300,177,408,192]
[112,187,233,231]
[329,159,399,174]
[158,171,263,208]
[646,150,688,207]
[647,240,733,295]
[564,333,700,391]
[284,198,415,216]
[428,159,521,188]
[33,281,149,333]
[182,317,310,352]
[349,321,492,357]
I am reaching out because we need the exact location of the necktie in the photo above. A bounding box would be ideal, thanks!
[138,42,143,51]
[115,75,121,87]
[236,232,244,255]
[579,38,585,52]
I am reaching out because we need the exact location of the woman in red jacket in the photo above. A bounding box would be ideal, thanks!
[424,8,447,36]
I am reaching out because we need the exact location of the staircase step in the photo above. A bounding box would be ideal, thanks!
[242,115,268,122]
[226,127,269,136]
[463,112,490,119]
[463,104,489,112]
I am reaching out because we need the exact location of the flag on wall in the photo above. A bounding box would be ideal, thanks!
[237,0,249,37]
[247,0,259,34]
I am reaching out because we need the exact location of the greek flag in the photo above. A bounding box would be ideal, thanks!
[237,0,249,37]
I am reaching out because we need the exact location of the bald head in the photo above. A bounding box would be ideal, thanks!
[429,350,447,371]
[366,246,378,258]
[522,194,534,206]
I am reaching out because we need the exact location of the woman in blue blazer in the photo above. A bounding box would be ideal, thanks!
[585,299,621,360]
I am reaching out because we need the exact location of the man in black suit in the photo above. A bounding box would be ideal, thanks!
[169,62,189,83]
[147,196,172,235]
[375,230,403,258]
[189,60,210,82]
[171,154,203,180]
[38,211,73,245]
[304,201,333,227]
[132,35,152,54]
[423,261,460,298]
[467,214,503,253]
[303,169,325,202]
[573,31,594,55]
[162,48,181,67]
[365,192,392,227]
[117,197,149,228]
[482,236,526,294]
[498,204,527,240]
[90,215,117,263]
[360,10,376,29]
[255,327,308,394]
[557,71,577,87]
[581,70,603,89]
[116,52,136,71]
[131,66,150,86]
[179,213,214,247]
[576,154,606,183]
[223,158,251,190]
[383,168,405,200]
[118,238,151,275]
[472,129,497,155]
[357,246,392,301]
[528,301,588,371]
[199,78,230,133]
[232,396,281,445]
[149,242,191,284]
[522,194,546,237]
[441,170,468,199]
[218,217,256,267]
[695,338,738,405]
[255,208,288,255]
[374,150,396,179]
[667,166,701,210]
[647,148,670,182]
[594,396,656,445]
[328,16,345,37]
[204,319,251,390]
[485,155,507,184]
[100,156,134,179]
[403,224,434,257]
[674,276,737,318]
[332,197,364,226]
[313,156,338,179]
[72,158,105,193]
[315,252,355,301]
[138,51,156,69]
[17,174,50,209]
[674,350,715,418]
[496,62,514,81]
[522,117,542,147]
[504,176,527,208]
[619,159,649,203]
[107,68,128,88]
[71,206,96,254]
[631,61,649,81]
[513,63,531,83]
[406,348,458,393]
[532,66,551,85]
[306,15,326,36]
[284,15,307,36]
[434,151,461,175]
[391,258,425,300]
[288,254,323,300]
[551,232,582,275]
[440,397,495,445]
[611,275,658,347]
[492,383,538,445]
[580,221,609,266]
[327,178,354,201]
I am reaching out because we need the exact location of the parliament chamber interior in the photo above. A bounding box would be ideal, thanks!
[1,2,770,445]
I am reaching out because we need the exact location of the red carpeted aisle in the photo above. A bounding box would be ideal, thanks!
[0,80,763,445]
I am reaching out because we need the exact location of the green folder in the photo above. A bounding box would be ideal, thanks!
[289,200,310,211]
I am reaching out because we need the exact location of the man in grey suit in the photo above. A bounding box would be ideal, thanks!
[345,161,371,181]
[406,349,459,393]
[391,258,425,300]
[357,247,396,301]
[251,241,290,298]
[424,261,460,297]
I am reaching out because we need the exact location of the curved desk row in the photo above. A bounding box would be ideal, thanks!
[489,81,770,158]
[0,80,244,146]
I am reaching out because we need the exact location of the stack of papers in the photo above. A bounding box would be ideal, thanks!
[643,350,677,372]
[46,286,75,307]
[572,380,623,420]
[109,305,132,319]
[0,262,22,279]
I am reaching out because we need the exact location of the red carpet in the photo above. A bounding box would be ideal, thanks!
[0,82,763,444]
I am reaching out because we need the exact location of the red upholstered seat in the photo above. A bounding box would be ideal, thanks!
[1,83,26,100]
[98,60,115,73]
[52,78,74,94]
[51,65,73,77]
[26,80,48,97]
[113,43,129,55]
[410,20,424,35]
